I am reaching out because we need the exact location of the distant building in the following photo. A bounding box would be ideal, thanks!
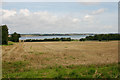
[8,34,11,37]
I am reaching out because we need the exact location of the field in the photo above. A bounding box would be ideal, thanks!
[2,41,119,78]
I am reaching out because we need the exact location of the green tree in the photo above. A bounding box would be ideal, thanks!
[82,34,120,41]
[80,38,86,41]
[11,32,21,42]
[0,25,8,45]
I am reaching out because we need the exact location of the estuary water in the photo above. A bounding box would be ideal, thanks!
[19,35,90,40]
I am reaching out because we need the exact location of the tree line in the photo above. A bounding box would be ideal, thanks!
[80,34,120,41]
[25,38,72,42]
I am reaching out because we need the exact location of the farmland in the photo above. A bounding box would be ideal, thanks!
[2,41,119,78]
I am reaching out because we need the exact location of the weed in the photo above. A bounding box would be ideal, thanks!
[64,57,67,59]
[30,46,32,49]
[35,52,44,55]
[8,42,14,45]
[28,51,44,55]
[3,63,119,78]
[70,56,75,59]
[45,58,50,61]
[28,51,33,54]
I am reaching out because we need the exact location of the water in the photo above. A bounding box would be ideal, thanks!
[19,35,90,40]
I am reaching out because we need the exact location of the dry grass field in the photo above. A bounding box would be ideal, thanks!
[2,41,118,68]
[2,41,119,78]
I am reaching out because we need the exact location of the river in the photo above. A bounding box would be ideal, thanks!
[19,35,91,40]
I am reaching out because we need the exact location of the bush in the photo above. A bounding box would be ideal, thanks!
[11,32,21,42]
[80,38,86,41]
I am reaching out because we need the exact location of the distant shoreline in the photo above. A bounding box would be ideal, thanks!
[19,35,89,40]
[9,33,119,37]
[10,34,94,37]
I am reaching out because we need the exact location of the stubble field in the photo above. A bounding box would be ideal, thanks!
[2,41,119,78]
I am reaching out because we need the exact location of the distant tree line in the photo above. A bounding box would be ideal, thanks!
[80,34,120,41]
[25,34,120,42]
[25,38,72,42]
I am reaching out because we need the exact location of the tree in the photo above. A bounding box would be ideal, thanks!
[0,25,8,45]
[81,34,120,41]
[11,32,21,42]
[80,38,86,41]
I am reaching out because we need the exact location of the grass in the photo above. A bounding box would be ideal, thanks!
[2,41,119,78]
[2,62,120,78]
[70,56,76,60]
[35,52,44,55]
[28,51,44,55]
[1,41,15,46]
[8,42,15,45]
[3,61,29,78]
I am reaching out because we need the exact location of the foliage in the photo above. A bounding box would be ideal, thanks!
[11,32,21,42]
[80,34,120,41]
[80,38,86,41]
[25,37,72,42]
[0,25,8,45]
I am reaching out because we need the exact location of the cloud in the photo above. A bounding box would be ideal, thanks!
[72,18,81,23]
[103,25,113,29]
[83,14,94,23]
[76,0,119,2]
[81,8,106,24]
[19,9,30,16]
[2,9,16,18]
[84,14,93,19]
[79,2,100,5]
[1,9,117,33]
[92,8,105,15]
[2,9,83,33]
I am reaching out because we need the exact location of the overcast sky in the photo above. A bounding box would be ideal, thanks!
[2,0,120,2]
[1,2,118,34]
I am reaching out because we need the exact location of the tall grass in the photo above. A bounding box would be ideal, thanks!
[3,61,119,78]
[2,41,15,46]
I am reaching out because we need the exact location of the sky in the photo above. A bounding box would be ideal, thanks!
[2,0,120,2]
[0,2,118,34]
